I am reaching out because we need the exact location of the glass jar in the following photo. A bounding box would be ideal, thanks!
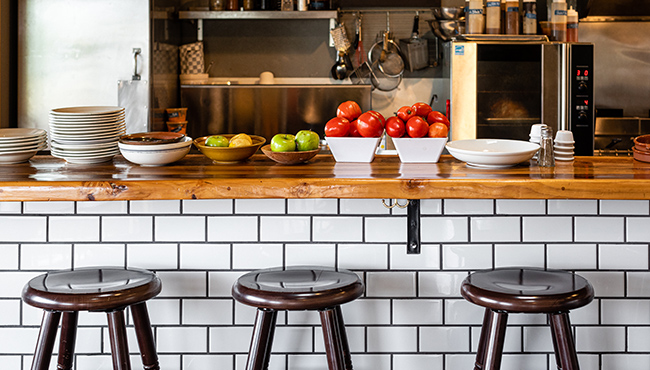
[485,1,501,34]
[467,0,485,34]
[550,0,567,42]
[209,0,225,10]
[522,0,537,35]
[505,0,519,35]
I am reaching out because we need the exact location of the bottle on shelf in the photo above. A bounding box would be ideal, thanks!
[522,0,537,35]
[209,0,225,11]
[550,0,568,42]
[243,0,255,10]
[226,0,239,10]
[500,0,507,33]
[567,6,579,42]
[485,0,501,34]
[505,0,519,34]
[467,0,485,34]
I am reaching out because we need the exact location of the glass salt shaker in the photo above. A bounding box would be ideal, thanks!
[538,126,555,167]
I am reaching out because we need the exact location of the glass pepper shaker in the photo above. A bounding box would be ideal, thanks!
[538,126,555,167]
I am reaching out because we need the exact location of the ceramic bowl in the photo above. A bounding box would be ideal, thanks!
[633,147,650,163]
[446,139,540,168]
[119,132,185,145]
[119,136,192,166]
[261,145,320,165]
[326,136,381,163]
[392,137,448,163]
[634,134,650,153]
[194,134,266,163]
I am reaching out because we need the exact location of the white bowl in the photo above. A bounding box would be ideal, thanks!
[446,139,540,168]
[0,150,39,164]
[392,137,448,163]
[118,136,192,166]
[326,136,381,163]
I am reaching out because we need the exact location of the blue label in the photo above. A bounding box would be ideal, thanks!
[486,1,500,7]
[507,6,519,12]
[454,45,465,56]
[467,8,484,15]
[525,12,537,19]
[555,9,567,16]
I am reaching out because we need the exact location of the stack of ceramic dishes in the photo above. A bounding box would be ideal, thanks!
[554,130,575,161]
[48,106,125,164]
[0,128,48,164]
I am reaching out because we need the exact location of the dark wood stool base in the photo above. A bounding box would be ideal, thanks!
[233,266,364,370]
[462,268,594,370]
[22,267,162,370]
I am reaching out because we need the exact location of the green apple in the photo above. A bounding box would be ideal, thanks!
[205,135,229,147]
[270,134,296,152]
[295,130,320,151]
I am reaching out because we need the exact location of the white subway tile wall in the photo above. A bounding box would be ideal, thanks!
[0,199,648,370]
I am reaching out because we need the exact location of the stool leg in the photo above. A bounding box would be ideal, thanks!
[57,311,78,370]
[474,309,508,370]
[246,308,278,370]
[31,310,62,370]
[320,308,345,370]
[549,312,580,370]
[131,302,160,370]
[107,309,132,370]
[333,306,353,370]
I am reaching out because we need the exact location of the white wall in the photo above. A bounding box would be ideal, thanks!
[1,198,650,369]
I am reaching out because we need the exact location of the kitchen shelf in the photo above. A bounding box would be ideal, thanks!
[178,10,338,20]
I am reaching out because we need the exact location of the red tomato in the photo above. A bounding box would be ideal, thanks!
[336,101,362,121]
[396,106,416,122]
[348,119,361,137]
[385,116,405,138]
[324,117,350,137]
[426,111,450,128]
[367,110,386,127]
[411,102,433,118]
[428,122,449,138]
[406,116,429,138]
[356,112,384,138]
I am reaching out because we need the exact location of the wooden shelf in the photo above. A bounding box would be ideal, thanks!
[1,155,650,201]
[178,10,337,20]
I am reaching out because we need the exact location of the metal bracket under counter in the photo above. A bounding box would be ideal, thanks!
[383,199,421,254]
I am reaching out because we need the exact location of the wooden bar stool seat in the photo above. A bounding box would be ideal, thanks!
[232,266,364,370]
[22,267,162,370]
[461,267,594,370]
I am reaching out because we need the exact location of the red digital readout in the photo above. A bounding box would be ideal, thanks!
[577,69,590,76]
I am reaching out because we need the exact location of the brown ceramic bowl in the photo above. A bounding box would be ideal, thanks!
[194,134,266,163]
[261,144,320,165]
[633,147,650,163]
[633,134,650,153]
[119,132,185,145]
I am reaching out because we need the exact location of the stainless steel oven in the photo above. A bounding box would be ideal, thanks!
[447,40,595,155]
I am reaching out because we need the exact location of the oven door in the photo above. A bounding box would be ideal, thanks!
[450,42,561,142]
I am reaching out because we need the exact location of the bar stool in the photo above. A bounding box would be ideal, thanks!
[22,267,162,370]
[232,266,364,370]
[461,267,594,370]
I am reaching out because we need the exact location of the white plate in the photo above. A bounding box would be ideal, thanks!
[51,148,119,157]
[0,128,47,140]
[48,114,125,124]
[50,129,126,141]
[0,138,46,148]
[50,106,124,116]
[0,143,47,153]
[50,120,124,130]
[51,141,118,150]
[52,137,121,145]
[446,139,540,168]
[49,125,125,135]
[0,151,39,164]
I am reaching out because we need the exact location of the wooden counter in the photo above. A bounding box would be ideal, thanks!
[1,154,649,201]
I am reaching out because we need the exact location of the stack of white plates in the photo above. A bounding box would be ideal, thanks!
[48,106,125,164]
[554,130,575,161]
[0,128,48,164]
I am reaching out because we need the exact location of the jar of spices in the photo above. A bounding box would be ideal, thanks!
[243,0,255,10]
[467,0,485,34]
[550,0,567,41]
[522,0,537,35]
[505,0,519,35]
[209,0,225,10]
[226,0,239,10]
[485,0,501,34]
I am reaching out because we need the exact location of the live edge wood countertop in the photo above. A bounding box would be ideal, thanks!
[0,154,649,201]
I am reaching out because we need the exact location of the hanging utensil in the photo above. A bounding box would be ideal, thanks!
[400,11,429,72]
[355,13,366,68]
[377,13,404,78]
[330,23,352,80]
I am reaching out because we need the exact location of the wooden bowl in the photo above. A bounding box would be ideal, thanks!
[261,144,319,165]
[194,134,266,163]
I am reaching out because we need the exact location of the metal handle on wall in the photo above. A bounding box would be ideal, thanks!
[132,48,142,81]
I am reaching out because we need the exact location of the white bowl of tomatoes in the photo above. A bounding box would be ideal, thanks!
[324,101,385,163]
[386,102,450,163]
